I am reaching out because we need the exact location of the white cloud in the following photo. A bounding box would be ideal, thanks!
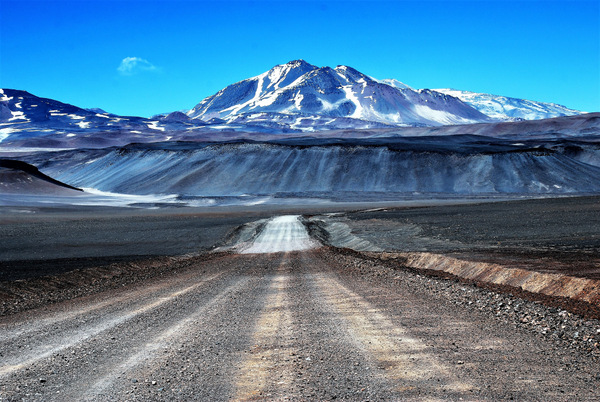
[117,57,159,76]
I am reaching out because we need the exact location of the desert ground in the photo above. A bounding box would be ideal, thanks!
[1,196,599,400]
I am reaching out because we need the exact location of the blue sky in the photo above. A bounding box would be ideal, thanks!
[1,0,598,117]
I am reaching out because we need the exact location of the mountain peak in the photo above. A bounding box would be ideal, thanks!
[262,60,317,91]
[266,60,316,77]
[284,59,313,67]
[268,59,316,73]
[186,61,579,127]
[187,62,491,126]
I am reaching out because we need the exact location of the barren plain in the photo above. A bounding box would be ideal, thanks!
[1,196,599,400]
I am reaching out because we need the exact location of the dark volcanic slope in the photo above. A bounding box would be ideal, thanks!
[0,159,82,195]
[0,159,82,191]
[20,136,600,197]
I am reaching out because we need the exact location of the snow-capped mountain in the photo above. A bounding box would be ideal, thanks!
[434,89,581,121]
[0,88,188,132]
[188,60,492,127]
[1,88,102,125]
[0,86,422,149]
[0,60,591,151]
[0,88,212,149]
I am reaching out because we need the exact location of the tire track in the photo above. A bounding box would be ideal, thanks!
[0,271,226,377]
[310,248,600,400]
[82,277,250,400]
[69,254,278,401]
[233,264,295,399]
[311,271,474,398]
[0,264,224,343]
[286,253,393,400]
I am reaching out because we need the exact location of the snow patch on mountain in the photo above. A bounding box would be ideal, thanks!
[377,78,412,90]
[434,89,581,120]
[86,108,110,114]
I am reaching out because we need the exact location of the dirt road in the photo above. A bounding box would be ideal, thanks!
[1,214,599,400]
[1,245,598,400]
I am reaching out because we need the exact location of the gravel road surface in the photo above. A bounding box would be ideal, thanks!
[1,252,598,399]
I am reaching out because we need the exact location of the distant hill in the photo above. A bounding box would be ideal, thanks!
[0,159,83,194]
